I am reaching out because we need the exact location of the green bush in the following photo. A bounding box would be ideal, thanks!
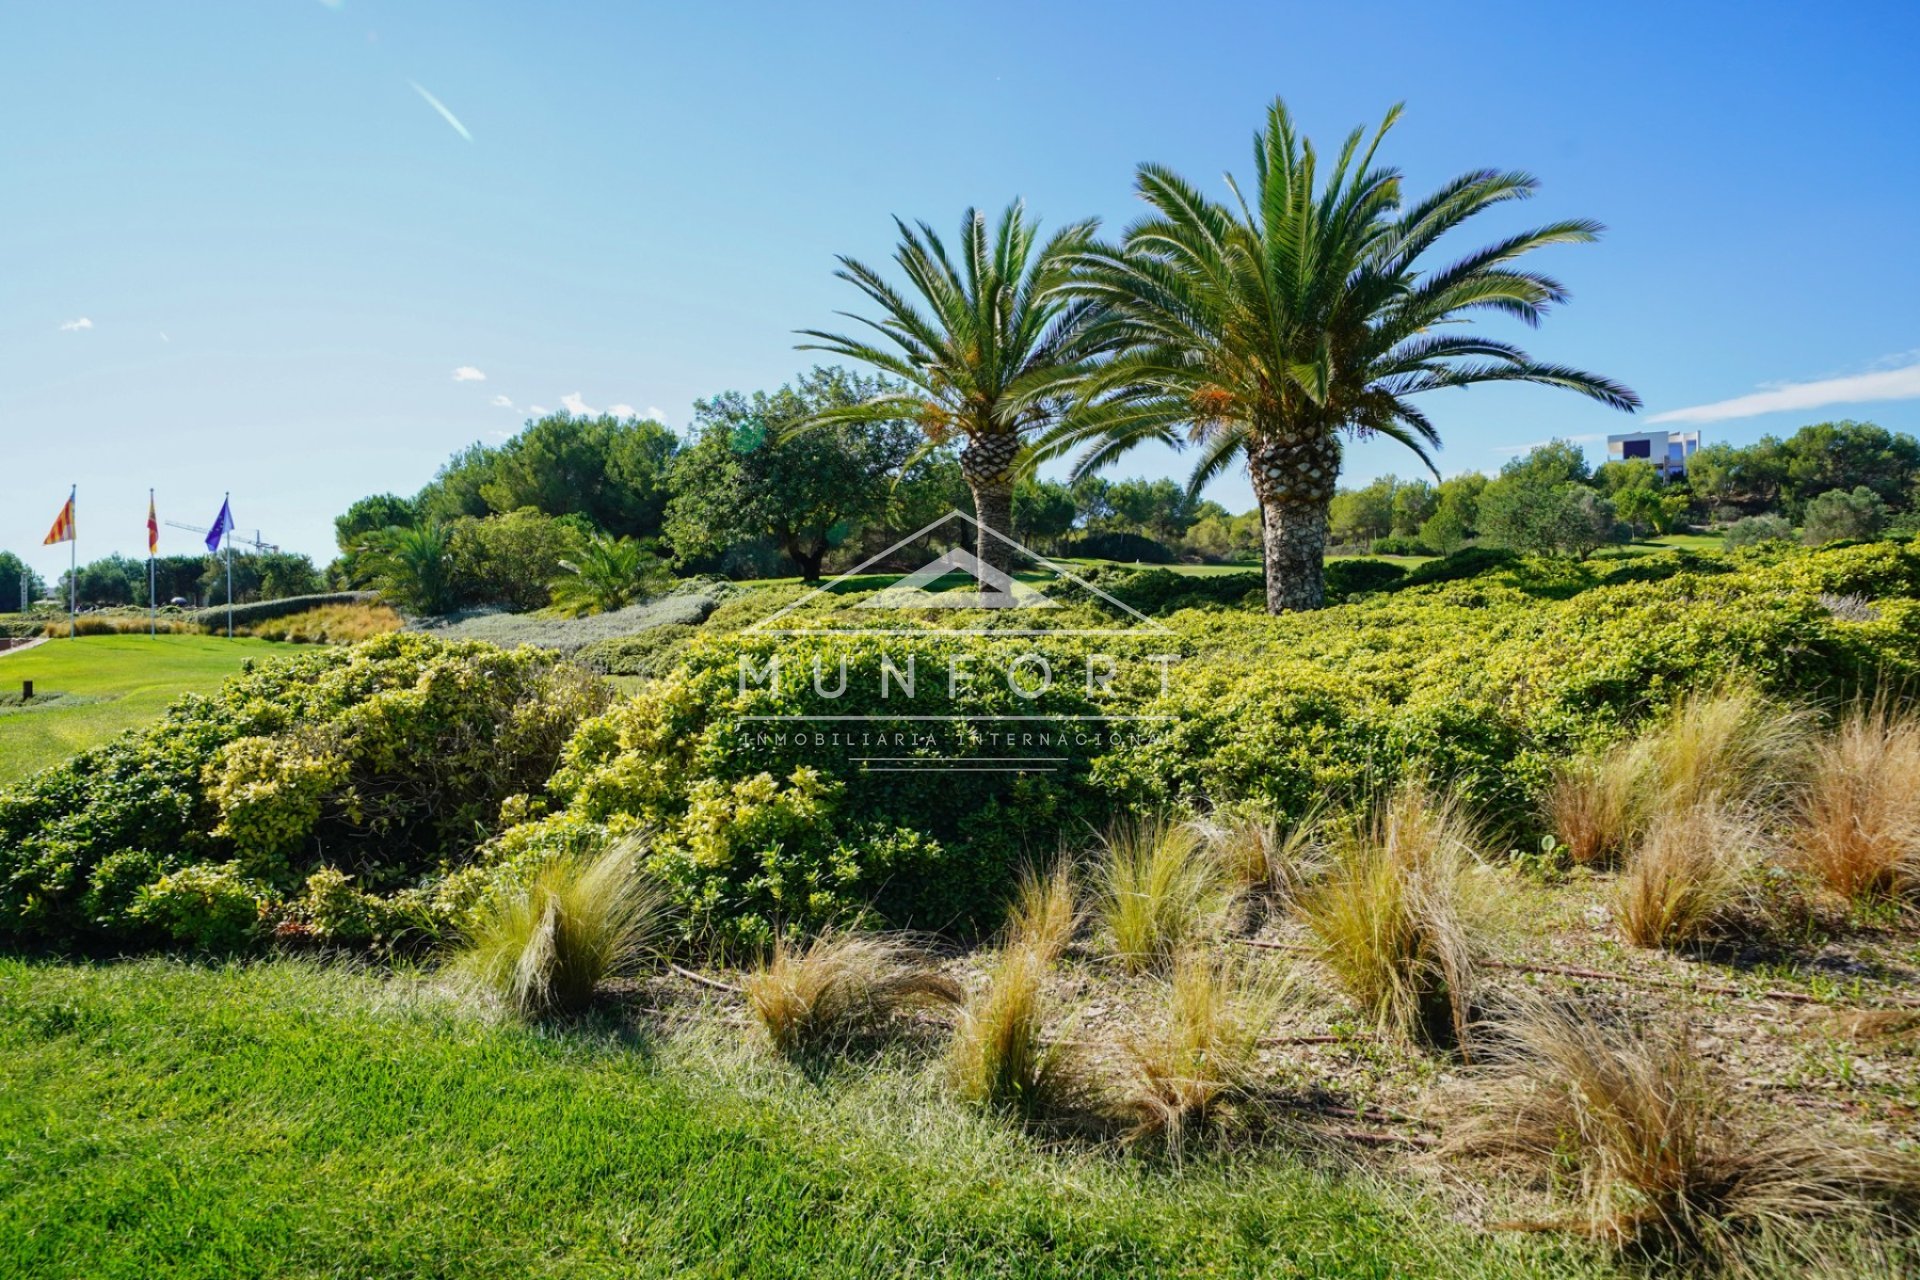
[1722,514,1795,550]
[131,863,267,951]
[0,632,610,951]
[1368,535,1436,557]
[575,623,703,678]
[1324,558,1408,598]
[1070,567,1262,616]
[1394,546,1519,589]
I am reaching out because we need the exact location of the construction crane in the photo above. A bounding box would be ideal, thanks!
[163,521,280,554]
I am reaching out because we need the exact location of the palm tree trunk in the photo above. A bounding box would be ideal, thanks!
[1248,432,1340,613]
[960,434,1021,575]
[1256,495,1329,611]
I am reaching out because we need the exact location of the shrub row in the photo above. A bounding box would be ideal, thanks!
[5,541,1919,954]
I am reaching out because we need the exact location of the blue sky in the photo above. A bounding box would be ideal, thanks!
[6,0,1919,575]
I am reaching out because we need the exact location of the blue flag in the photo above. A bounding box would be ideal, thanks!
[205,498,234,553]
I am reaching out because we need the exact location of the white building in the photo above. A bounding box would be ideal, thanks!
[1607,429,1701,479]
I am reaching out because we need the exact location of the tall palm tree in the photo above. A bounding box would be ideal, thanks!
[797,202,1105,574]
[1044,98,1640,612]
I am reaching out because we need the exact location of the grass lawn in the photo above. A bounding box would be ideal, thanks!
[0,634,278,785]
[1591,531,1724,559]
[0,958,1613,1280]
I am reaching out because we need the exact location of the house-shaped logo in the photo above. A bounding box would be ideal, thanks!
[744,510,1172,637]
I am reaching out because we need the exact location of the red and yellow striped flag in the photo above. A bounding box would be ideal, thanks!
[44,493,75,545]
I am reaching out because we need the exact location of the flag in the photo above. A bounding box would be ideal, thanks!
[43,493,75,545]
[205,497,234,553]
[148,493,160,556]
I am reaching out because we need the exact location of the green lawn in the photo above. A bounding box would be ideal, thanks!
[0,634,278,785]
[0,958,1610,1280]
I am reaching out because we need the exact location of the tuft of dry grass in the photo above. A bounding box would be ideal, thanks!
[1646,684,1812,817]
[1200,810,1324,902]
[945,943,1087,1119]
[1791,702,1920,903]
[743,930,963,1058]
[1003,860,1079,964]
[1547,747,1644,868]
[1095,815,1234,974]
[1548,685,1810,869]
[453,840,669,1019]
[1116,951,1288,1156]
[1294,783,1489,1049]
[1612,802,1763,949]
[1445,1000,1920,1262]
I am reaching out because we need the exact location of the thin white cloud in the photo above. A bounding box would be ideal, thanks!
[561,391,597,416]
[408,80,473,142]
[489,394,516,409]
[1489,432,1606,456]
[528,404,550,416]
[58,317,93,332]
[645,405,667,423]
[608,403,637,417]
[1650,360,1920,424]
[158,331,170,343]
[451,365,487,382]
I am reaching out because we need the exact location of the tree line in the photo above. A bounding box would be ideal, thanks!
[1328,420,1920,561]
[327,365,1261,616]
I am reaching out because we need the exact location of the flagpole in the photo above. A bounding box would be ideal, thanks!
[224,492,234,639]
[149,488,157,638]
[68,485,77,640]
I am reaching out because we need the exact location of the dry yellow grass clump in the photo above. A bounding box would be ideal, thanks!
[1792,702,1920,902]
[1446,1000,1920,1262]
[1199,810,1323,903]
[1548,685,1810,868]
[1117,951,1289,1155]
[1096,815,1234,974]
[947,865,1088,1118]
[744,930,962,1058]
[946,943,1086,1119]
[1612,801,1764,949]
[1294,783,1489,1049]
[454,841,670,1019]
[1003,860,1079,964]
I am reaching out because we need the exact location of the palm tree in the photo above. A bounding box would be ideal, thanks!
[797,202,1105,574]
[364,522,454,616]
[550,533,665,616]
[1045,98,1640,612]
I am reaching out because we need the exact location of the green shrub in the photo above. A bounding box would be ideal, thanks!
[575,623,702,678]
[0,632,610,950]
[1722,514,1795,550]
[1369,535,1435,557]
[1324,558,1407,598]
[1803,487,1890,546]
[1394,546,1519,589]
[131,863,267,951]
[1069,566,1262,616]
